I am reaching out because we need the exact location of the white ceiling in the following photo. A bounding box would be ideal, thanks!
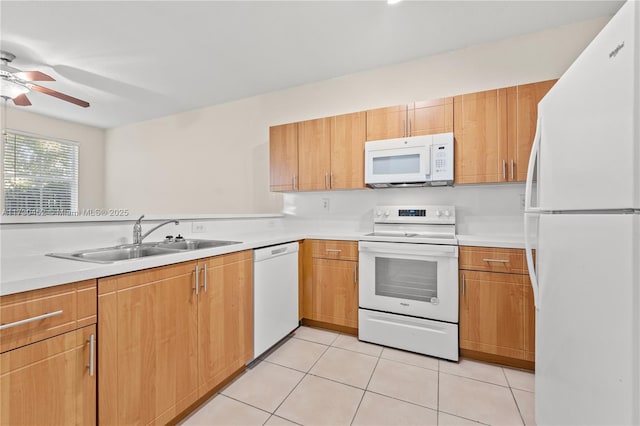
[0,1,623,129]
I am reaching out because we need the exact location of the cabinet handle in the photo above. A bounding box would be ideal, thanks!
[503,160,507,180]
[510,159,515,180]
[86,333,95,377]
[408,118,412,136]
[402,119,406,137]
[326,249,342,253]
[0,310,63,330]
[194,265,199,295]
[202,264,208,293]
[294,175,298,191]
[482,258,510,263]
[325,172,329,190]
[330,173,334,189]
[462,274,466,298]
[354,264,358,284]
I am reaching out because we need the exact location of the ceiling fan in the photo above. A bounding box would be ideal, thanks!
[0,50,90,108]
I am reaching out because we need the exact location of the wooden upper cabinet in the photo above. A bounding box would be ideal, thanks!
[454,89,509,184]
[269,123,298,192]
[507,79,557,181]
[298,117,332,191]
[366,105,407,141]
[411,97,454,136]
[330,112,367,190]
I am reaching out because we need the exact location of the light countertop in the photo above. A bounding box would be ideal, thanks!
[1,230,524,296]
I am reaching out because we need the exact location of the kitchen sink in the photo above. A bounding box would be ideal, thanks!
[46,239,242,264]
[154,239,241,250]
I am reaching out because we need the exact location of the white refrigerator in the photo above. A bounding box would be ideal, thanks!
[524,1,639,424]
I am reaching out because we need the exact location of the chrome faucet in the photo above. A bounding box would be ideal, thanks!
[133,215,179,244]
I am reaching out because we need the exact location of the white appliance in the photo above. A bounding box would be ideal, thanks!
[253,242,299,359]
[358,205,459,361]
[524,1,639,424]
[364,133,454,188]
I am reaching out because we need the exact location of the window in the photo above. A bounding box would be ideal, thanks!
[3,131,79,215]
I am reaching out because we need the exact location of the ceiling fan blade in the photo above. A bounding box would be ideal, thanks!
[14,71,55,82]
[30,84,90,108]
[12,94,32,106]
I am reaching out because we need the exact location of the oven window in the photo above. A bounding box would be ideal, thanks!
[375,257,437,302]
[372,154,420,175]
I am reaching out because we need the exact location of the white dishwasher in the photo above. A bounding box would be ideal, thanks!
[253,242,299,359]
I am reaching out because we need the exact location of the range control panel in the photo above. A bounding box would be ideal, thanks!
[374,205,456,224]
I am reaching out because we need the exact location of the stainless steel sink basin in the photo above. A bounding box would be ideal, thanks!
[46,239,242,264]
[154,239,241,250]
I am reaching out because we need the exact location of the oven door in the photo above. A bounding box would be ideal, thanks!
[358,241,458,323]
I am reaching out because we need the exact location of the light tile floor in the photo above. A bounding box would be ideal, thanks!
[181,326,535,426]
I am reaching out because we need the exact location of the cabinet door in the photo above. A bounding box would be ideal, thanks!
[269,123,298,192]
[410,97,453,136]
[523,276,536,362]
[459,270,525,359]
[0,325,96,426]
[330,112,367,189]
[453,89,508,183]
[507,80,557,181]
[298,118,331,191]
[98,262,198,426]
[198,251,253,397]
[312,258,358,328]
[366,105,407,141]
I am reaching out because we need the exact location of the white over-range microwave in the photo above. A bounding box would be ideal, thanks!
[364,132,454,188]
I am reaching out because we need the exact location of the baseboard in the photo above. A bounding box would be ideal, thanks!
[460,349,535,371]
[301,318,358,336]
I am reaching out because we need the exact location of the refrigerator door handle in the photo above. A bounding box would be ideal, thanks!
[525,116,541,212]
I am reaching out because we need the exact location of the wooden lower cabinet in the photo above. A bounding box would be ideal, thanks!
[301,240,359,331]
[98,251,254,425]
[0,325,96,425]
[311,258,358,328]
[458,246,535,368]
[198,251,253,396]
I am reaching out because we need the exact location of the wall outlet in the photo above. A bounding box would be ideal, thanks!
[192,222,207,233]
[321,198,330,212]
[519,194,526,211]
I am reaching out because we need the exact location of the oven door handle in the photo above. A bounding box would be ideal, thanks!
[359,243,457,257]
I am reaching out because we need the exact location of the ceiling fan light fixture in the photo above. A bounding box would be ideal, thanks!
[0,78,30,99]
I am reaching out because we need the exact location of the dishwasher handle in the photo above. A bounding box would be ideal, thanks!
[254,242,299,262]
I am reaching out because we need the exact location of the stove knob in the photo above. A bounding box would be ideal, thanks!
[384,211,390,217]
[444,210,451,217]
[435,210,442,217]
[375,210,382,217]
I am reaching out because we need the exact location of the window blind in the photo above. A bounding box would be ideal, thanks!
[3,131,79,215]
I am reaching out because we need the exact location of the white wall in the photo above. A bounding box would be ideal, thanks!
[2,107,106,210]
[105,17,608,214]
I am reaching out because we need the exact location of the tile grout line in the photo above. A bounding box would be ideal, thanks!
[349,350,383,426]
[438,369,512,388]
[503,368,528,426]
[437,408,493,425]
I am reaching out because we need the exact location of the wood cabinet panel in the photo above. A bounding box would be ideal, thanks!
[310,239,359,261]
[198,251,253,397]
[523,276,536,362]
[507,79,557,181]
[98,262,199,425]
[411,97,454,136]
[0,279,96,353]
[300,240,313,320]
[459,246,526,275]
[0,325,96,426]
[312,258,358,328]
[330,111,367,189]
[459,270,525,359]
[453,89,508,183]
[269,123,298,192]
[298,118,331,191]
[366,105,407,140]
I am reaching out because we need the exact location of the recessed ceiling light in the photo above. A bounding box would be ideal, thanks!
[387,0,403,4]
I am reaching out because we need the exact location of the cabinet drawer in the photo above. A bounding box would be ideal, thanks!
[0,280,97,353]
[459,246,526,274]
[310,240,358,261]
